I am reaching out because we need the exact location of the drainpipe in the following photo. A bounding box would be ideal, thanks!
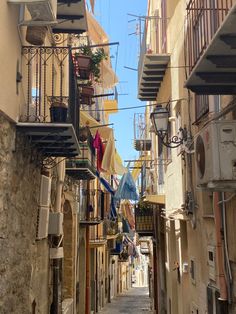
[85,180,91,314]
[51,158,65,314]
[213,192,228,309]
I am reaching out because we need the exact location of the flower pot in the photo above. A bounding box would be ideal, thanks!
[50,103,68,123]
[74,55,92,80]
[80,86,94,106]
[26,25,47,46]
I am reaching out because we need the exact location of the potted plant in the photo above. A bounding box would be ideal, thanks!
[50,101,68,123]
[73,54,92,80]
[80,85,94,106]
[75,46,108,83]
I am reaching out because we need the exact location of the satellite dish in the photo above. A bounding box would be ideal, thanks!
[196,135,205,179]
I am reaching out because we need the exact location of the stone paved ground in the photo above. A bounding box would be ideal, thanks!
[99,286,153,314]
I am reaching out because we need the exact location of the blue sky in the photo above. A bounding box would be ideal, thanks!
[94,0,147,165]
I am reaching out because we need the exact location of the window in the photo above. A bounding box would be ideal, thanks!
[207,245,216,281]
[195,94,209,122]
[190,258,196,284]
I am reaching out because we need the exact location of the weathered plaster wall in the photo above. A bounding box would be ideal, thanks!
[0,114,49,314]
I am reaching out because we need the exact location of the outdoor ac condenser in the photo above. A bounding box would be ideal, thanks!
[36,206,49,240]
[194,120,236,190]
[39,175,51,207]
[8,0,57,24]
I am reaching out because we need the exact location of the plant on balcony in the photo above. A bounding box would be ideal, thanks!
[80,85,94,106]
[136,200,153,212]
[50,101,68,123]
[75,46,108,83]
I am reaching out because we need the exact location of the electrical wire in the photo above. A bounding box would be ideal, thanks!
[81,97,188,112]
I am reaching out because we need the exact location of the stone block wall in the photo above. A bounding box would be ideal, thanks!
[0,114,49,314]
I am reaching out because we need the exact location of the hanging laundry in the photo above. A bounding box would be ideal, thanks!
[93,130,105,172]
[114,171,139,201]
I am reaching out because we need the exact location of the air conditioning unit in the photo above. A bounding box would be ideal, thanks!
[36,206,49,240]
[195,120,236,190]
[39,175,51,207]
[62,298,73,314]
[8,0,57,25]
[48,212,63,235]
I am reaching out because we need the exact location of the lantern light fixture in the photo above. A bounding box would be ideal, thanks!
[150,105,187,148]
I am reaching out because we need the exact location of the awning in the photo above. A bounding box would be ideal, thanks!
[87,10,109,55]
[100,60,118,89]
[86,11,118,88]
[89,0,95,13]
[101,130,127,175]
[103,99,118,114]
[80,111,112,139]
[143,194,165,205]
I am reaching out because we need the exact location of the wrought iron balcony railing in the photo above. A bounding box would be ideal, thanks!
[66,127,96,180]
[135,203,154,237]
[17,46,80,158]
[133,113,151,152]
[186,0,233,72]
[79,189,104,225]
[185,0,236,94]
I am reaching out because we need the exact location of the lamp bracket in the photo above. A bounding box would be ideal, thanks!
[158,127,187,149]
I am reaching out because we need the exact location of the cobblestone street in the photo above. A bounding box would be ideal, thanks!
[99,286,153,314]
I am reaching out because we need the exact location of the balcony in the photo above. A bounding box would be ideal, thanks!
[135,202,154,237]
[186,1,236,94]
[17,46,80,158]
[138,17,170,101]
[103,219,119,240]
[133,113,151,151]
[66,128,96,180]
[52,0,87,34]
[110,240,123,255]
[79,189,104,225]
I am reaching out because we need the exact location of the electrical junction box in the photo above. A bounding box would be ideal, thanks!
[48,212,63,235]
[195,120,236,190]
[50,247,64,259]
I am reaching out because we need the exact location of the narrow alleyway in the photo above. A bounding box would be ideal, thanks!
[99,286,153,314]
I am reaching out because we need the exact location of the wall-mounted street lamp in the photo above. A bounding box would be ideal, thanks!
[150,105,187,148]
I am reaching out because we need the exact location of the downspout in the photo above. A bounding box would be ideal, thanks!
[85,180,91,314]
[51,158,65,314]
[213,192,228,309]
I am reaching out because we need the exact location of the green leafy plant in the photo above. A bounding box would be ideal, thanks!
[136,200,153,212]
[79,46,108,82]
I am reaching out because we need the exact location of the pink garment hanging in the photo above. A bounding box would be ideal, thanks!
[93,130,105,172]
